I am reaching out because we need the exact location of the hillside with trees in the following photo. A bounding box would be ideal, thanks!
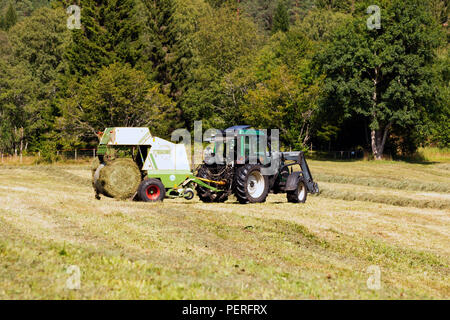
[0,0,448,159]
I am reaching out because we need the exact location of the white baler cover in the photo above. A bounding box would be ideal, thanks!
[107,127,153,145]
[143,137,191,171]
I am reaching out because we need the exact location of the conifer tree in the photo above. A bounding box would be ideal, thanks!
[0,14,5,30]
[64,0,142,77]
[104,0,142,66]
[64,0,112,77]
[272,0,289,34]
[4,2,17,30]
[141,0,191,98]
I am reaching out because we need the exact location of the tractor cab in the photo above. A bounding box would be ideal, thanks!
[204,125,271,166]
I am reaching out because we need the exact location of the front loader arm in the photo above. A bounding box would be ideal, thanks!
[282,151,319,194]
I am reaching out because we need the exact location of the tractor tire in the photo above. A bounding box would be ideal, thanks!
[287,179,307,203]
[234,164,269,204]
[138,178,166,202]
[196,165,215,202]
[214,192,229,203]
[196,165,229,203]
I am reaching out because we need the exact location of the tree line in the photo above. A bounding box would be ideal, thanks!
[0,0,448,160]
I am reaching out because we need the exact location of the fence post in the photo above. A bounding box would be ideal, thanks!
[75,149,77,161]
[93,149,96,158]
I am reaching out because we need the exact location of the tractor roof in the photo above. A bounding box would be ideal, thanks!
[224,125,266,136]
[225,125,252,132]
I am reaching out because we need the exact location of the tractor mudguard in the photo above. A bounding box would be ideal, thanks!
[285,172,302,192]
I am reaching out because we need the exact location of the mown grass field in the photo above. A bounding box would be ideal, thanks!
[0,159,449,299]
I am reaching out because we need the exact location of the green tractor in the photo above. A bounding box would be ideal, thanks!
[195,125,319,204]
[92,126,318,204]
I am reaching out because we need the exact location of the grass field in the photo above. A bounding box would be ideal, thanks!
[0,159,449,299]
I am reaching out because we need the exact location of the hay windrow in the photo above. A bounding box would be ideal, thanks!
[315,173,450,193]
[319,187,450,210]
[93,158,141,199]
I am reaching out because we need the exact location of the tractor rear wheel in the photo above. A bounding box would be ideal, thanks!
[234,164,269,204]
[138,178,166,202]
[287,179,307,203]
[196,166,215,202]
[196,165,229,203]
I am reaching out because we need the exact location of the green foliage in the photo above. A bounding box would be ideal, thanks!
[0,58,37,154]
[239,0,314,33]
[36,139,60,163]
[4,2,17,30]
[239,0,277,32]
[317,0,443,158]
[0,0,48,18]
[181,4,261,127]
[205,0,232,8]
[0,8,69,155]
[61,63,177,141]
[0,0,448,157]
[427,47,450,148]
[0,13,4,29]
[314,0,354,12]
[233,28,322,149]
[141,0,191,99]
[9,8,69,84]
[296,8,351,42]
[429,0,449,25]
[272,1,289,34]
[104,0,142,67]
[2,8,70,154]
[64,1,112,77]
[64,0,142,78]
[194,5,261,76]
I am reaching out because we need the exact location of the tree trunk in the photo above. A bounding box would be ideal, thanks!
[19,127,24,156]
[14,126,17,157]
[371,129,383,160]
[371,122,392,160]
[370,66,388,160]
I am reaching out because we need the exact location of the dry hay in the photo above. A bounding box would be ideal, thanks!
[93,158,141,199]
[319,187,450,210]
[315,173,450,193]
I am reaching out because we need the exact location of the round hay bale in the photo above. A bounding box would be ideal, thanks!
[91,157,101,179]
[93,158,141,199]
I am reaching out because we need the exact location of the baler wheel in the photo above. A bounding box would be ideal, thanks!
[138,178,166,202]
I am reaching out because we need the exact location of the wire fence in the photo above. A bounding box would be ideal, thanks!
[58,149,97,160]
[311,150,365,160]
[0,148,98,163]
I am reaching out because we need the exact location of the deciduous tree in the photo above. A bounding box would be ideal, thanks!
[318,0,443,159]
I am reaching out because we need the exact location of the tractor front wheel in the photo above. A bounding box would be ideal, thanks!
[287,179,307,203]
[138,178,166,202]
